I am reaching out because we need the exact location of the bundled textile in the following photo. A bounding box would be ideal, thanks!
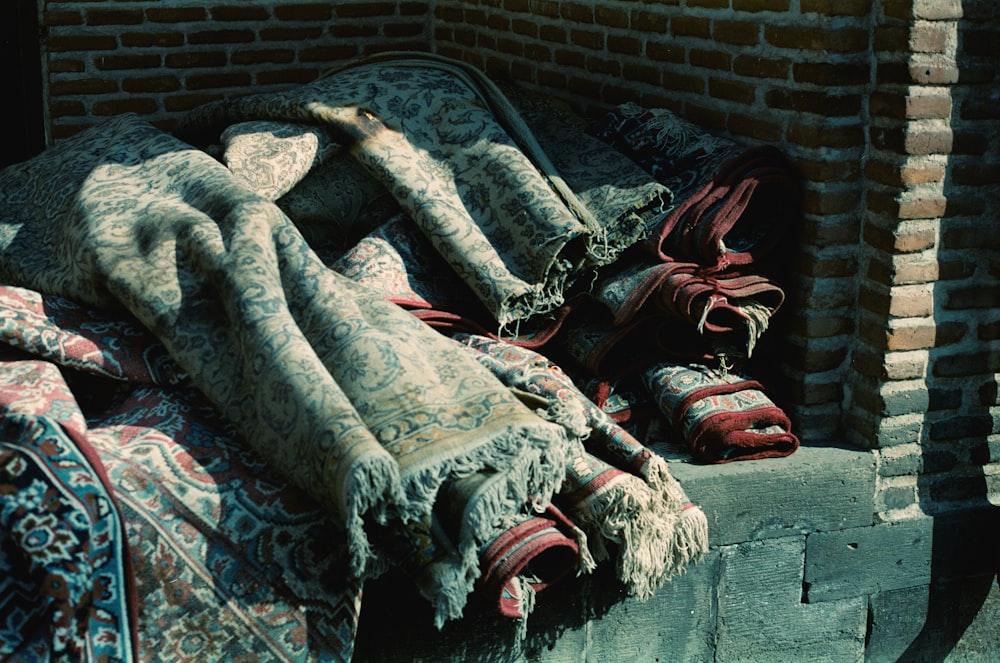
[0,51,802,660]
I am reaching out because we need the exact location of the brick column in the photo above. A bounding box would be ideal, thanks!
[848,0,966,519]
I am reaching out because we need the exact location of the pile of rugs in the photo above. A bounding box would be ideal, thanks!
[0,52,800,661]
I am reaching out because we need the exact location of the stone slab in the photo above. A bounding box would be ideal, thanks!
[867,574,1000,663]
[805,506,1000,604]
[715,536,867,662]
[669,443,876,546]
[804,517,933,602]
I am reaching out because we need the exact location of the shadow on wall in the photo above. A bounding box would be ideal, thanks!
[898,4,1000,661]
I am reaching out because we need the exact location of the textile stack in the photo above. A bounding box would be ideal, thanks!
[0,52,800,661]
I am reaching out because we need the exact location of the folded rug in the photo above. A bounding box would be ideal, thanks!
[643,362,799,463]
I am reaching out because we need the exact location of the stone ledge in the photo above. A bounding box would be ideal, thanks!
[668,442,877,545]
[353,445,999,661]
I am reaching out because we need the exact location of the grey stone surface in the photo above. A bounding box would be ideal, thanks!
[804,518,934,602]
[715,536,867,662]
[670,443,876,546]
[866,584,934,663]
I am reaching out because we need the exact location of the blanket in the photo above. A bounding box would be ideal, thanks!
[0,50,800,660]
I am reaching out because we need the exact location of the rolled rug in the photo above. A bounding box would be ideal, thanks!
[592,260,785,359]
[592,103,801,271]
[643,362,799,463]
[477,504,586,621]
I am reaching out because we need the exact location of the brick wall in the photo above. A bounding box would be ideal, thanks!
[42,0,433,138]
[34,0,1000,520]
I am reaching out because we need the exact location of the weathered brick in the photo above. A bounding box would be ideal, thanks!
[800,0,873,16]
[632,10,668,33]
[951,162,1000,187]
[726,111,784,142]
[680,103,727,132]
[869,91,906,120]
[184,73,252,91]
[146,7,208,23]
[899,159,947,186]
[959,96,1000,122]
[897,195,947,220]
[905,90,953,119]
[892,254,940,285]
[559,2,594,23]
[884,350,929,381]
[86,9,143,26]
[788,121,864,149]
[874,24,910,52]
[909,21,954,54]
[594,5,628,28]
[623,63,663,86]
[554,48,585,68]
[690,49,731,71]
[796,157,861,184]
[231,49,295,65]
[909,59,960,85]
[569,28,604,50]
[259,27,324,41]
[708,77,755,104]
[49,59,85,74]
[165,51,229,69]
[765,89,862,117]
[912,0,963,20]
[933,351,1000,378]
[122,75,182,93]
[943,285,1000,311]
[121,32,185,48]
[764,25,868,52]
[646,42,685,63]
[793,62,869,86]
[45,10,84,27]
[163,93,224,112]
[48,35,118,52]
[713,20,761,46]
[187,30,256,45]
[94,54,162,71]
[384,22,426,38]
[510,18,537,37]
[607,35,642,56]
[50,78,119,96]
[671,16,711,39]
[539,24,566,44]
[733,54,791,79]
[732,0,791,11]
[885,319,938,351]
[803,188,861,216]
[92,97,158,116]
[50,100,86,117]
[211,5,271,21]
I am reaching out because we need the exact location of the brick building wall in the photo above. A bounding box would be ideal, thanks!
[32,0,1000,522]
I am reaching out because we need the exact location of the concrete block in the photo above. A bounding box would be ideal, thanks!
[716,536,867,662]
[670,444,876,546]
[803,517,933,602]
